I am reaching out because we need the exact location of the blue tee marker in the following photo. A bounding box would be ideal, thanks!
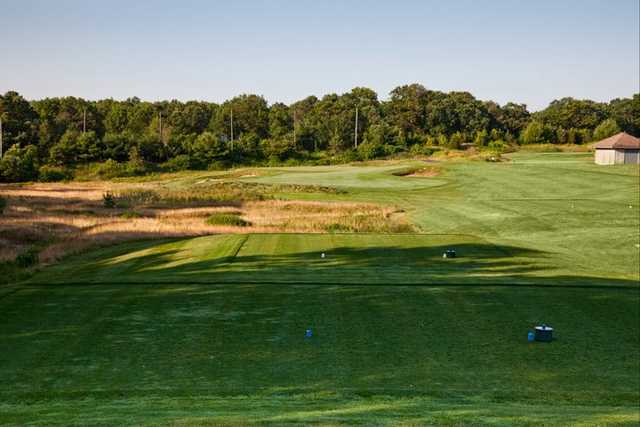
[527,331,535,342]
[305,329,313,338]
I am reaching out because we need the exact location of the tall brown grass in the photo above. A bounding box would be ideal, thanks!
[0,181,413,266]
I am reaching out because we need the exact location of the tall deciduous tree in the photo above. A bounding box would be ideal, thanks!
[521,121,552,145]
[0,91,39,153]
[593,119,621,141]
[608,94,640,136]
[0,144,39,182]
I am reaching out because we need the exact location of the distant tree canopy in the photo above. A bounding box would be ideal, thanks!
[0,86,637,182]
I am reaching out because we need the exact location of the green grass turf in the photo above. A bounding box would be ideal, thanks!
[31,152,639,286]
[28,233,637,287]
[5,152,640,425]
[1,284,638,425]
[243,153,640,282]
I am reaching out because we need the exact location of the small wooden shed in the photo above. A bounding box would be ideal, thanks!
[593,132,640,165]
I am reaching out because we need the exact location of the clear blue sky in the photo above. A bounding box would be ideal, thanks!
[1,0,638,110]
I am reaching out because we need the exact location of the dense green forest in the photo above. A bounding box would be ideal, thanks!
[0,84,638,182]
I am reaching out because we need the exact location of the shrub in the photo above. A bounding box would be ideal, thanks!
[102,192,117,208]
[409,144,435,156]
[15,247,39,268]
[0,144,39,182]
[283,158,303,167]
[208,160,231,171]
[0,196,6,214]
[205,212,250,227]
[337,149,361,163]
[80,156,156,181]
[325,223,353,233]
[92,159,127,179]
[357,141,386,160]
[38,165,72,182]
[488,139,507,154]
[111,189,160,207]
[162,154,193,172]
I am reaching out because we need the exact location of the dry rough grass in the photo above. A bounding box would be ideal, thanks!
[518,144,593,153]
[394,166,440,177]
[243,200,412,233]
[0,181,413,265]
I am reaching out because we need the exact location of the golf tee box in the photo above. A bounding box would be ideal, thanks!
[534,325,553,342]
[442,249,457,258]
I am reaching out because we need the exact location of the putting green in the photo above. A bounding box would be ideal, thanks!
[240,163,448,190]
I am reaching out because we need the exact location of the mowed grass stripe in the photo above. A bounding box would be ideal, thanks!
[27,233,638,287]
[1,397,638,426]
[29,233,553,286]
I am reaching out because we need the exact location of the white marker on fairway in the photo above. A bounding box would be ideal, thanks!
[321,252,326,258]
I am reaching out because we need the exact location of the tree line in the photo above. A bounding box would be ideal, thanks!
[0,84,638,182]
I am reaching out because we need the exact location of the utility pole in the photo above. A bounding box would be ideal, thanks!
[230,109,234,150]
[293,110,297,146]
[354,105,359,148]
[82,108,87,134]
[0,117,3,158]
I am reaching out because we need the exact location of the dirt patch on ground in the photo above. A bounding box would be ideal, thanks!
[405,167,440,177]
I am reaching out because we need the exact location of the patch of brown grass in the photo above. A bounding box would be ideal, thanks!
[242,200,413,233]
[0,181,414,266]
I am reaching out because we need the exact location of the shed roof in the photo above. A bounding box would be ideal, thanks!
[593,132,640,150]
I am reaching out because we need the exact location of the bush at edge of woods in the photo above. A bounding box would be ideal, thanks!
[38,165,73,182]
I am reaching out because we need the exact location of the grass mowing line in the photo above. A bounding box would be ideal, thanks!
[1,386,637,403]
[1,399,638,427]
[18,282,640,290]
[226,233,250,263]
